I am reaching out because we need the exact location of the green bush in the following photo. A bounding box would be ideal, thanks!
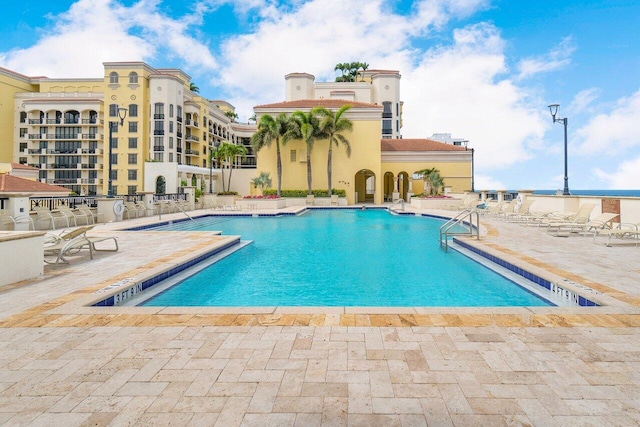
[217,191,238,196]
[263,189,346,197]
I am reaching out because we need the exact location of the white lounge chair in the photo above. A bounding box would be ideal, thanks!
[306,195,315,206]
[34,206,69,230]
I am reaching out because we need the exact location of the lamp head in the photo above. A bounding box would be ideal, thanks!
[117,107,128,125]
[548,103,559,120]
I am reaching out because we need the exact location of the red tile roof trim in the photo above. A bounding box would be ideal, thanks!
[381,139,468,152]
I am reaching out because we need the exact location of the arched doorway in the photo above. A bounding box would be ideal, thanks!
[383,172,394,202]
[354,169,376,203]
[155,176,166,194]
[398,172,409,201]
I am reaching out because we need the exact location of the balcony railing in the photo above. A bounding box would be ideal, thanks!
[81,149,99,154]
[82,119,98,124]
[46,119,61,124]
[176,147,182,153]
[177,116,183,123]
[154,114,165,119]
[64,119,80,124]
[30,196,98,210]
[28,149,42,154]
[29,119,43,124]
[153,146,165,151]
[176,131,182,138]
[81,134,99,139]
[185,149,199,156]
[154,130,165,135]
[185,135,199,142]
[81,164,97,169]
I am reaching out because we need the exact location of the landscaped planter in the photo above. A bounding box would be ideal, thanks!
[236,198,287,209]
[410,198,459,210]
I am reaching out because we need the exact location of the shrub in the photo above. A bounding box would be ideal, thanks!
[263,189,346,197]
[217,191,238,196]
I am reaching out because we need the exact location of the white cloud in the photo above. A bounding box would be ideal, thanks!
[593,157,640,189]
[568,88,601,115]
[516,36,575,80]
[401,23,547,171]
[474,174,505,191]
[576,89,640,154]
[0,0,217,78]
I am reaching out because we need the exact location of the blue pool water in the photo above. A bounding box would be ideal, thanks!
[141,210,550,307]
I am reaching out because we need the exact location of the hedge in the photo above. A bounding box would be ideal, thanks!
[263,189,347,197]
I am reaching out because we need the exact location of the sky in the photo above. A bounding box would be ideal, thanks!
[1,0,639,191]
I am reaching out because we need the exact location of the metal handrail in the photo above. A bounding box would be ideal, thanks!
[439,209,480,251]
[389,199,405,211]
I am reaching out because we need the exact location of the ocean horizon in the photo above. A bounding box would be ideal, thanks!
[531,190,640,197]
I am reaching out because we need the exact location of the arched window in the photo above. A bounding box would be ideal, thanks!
[109,72,119,84]
[128,72,138,84]
[64,110,79,124]
[155,176,166,194]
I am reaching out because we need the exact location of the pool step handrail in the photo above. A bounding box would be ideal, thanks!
[389,198,405,211]
[157,200,195,222]
[439,209,480,251]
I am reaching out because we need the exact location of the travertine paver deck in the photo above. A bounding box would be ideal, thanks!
[0,207,639,426]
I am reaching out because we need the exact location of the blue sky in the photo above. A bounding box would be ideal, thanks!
[2,0,639,190]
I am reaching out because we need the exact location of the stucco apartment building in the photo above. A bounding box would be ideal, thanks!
[253,70,473,205]
[0,62,255,197]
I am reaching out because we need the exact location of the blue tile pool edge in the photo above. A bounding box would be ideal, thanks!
[91,237,241,307]
[452,237,600,307]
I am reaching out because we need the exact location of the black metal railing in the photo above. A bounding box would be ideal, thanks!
[30,196,98,210]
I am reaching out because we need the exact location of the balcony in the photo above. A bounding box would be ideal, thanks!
[185,135,199,142]
[185,149,199,156]
[81,134,99,139]
[82,118,98,124]
[28,149,42,154]
[49,164,79,169]
[153,146,165,151]
[176,147,183,153]
[28,119,43,124]
[46,119,61,124]
[81,164,97,169]
[64,119,80,124]
[176,131,183,138]
[177,116,183,123]
[27,164,41,169]
[154,130,165,135]
[81,178,101,184]
[154,114,165,119]
[47,179,79,184]
[185,119,198,128]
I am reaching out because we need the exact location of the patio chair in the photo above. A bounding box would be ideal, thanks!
[578,212,620,236]
[34,206,69,230]
[306,195,315,206]
[505,199,535,222]
[58,204,93,226]
[330,194,339,206]
[77,204,104,224]
[133,201,148,217]
[44,226,118,264]
[123,202,140,219]
[545,203,597,236]
[593,222,640,246]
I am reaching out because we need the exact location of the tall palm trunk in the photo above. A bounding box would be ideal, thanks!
[276,140,282,197]
[227,157,233,191]
[327,145,333,196]
[306,150,312,195]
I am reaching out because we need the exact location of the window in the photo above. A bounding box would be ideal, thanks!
[128,169,137,180]
[127,185,137,195]
[169,104,174,118]
[19,142,27,152]
[128,153,137,165]
[109,104,118,117]
[169,137,173,149]
[177,105,182,119]
[129,104,138,117]
[290,150,297,162]
[129,121,138,133]
[128,72,138,84]
[169,153,173,162]
[382,101,392,118]
[169,121,173,133]
[19,112,27,123]
[110,154,118,165]
[110,170,117,180]
[19,128,27,138]
[109,72,119,84]
[128,137,137,149]
[382,119,392,135]
[110,137,118,149]
[154,103,164,119]
[153,153,164,162]
[19,157,27,164]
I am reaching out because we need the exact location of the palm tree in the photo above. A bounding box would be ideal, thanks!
[251,113,294,197]
[210,145,226,192]
[218,142,248,191]
[291,110,322,195]
[251,172,272,193]
[359,62,369,81]
[416,168,445,195]
[313,105,353,196]
[224,110,238,122]
[189,82,200,93]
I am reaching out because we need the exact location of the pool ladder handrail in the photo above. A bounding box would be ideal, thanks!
[157,200,195,222]
[389,198,405,211]
[439,209,480,251]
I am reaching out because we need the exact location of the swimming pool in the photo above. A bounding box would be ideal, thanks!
[139,209,551,307]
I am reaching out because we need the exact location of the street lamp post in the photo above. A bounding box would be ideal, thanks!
[107,107,128,198]
[548,103,570,196]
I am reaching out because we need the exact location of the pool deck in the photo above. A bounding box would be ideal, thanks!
[1,206,639,425]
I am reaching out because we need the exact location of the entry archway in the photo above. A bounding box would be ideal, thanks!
[398,171,409,201]
[354,169,376,203]
[155,176,166,194]
[383,172,394,202]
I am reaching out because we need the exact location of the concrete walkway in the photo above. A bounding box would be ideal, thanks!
[0,208,639,426]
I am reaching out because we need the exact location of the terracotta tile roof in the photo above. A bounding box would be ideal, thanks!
[0,174,70,193]
[381,139,468,152]
[10,162,39,171]
[254,99,381,109]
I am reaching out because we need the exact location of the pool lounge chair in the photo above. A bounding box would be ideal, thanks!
[306,195,315,206]
[77,204,104,224]
[593,222,640,246]
[34,206,70,230]
[44,226,118,264]
[545,203,597,236]
[0,210,35,230]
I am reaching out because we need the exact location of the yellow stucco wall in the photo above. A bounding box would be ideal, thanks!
[381,161,472,195]
[0,73,37,163]
[255,119,383,204]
